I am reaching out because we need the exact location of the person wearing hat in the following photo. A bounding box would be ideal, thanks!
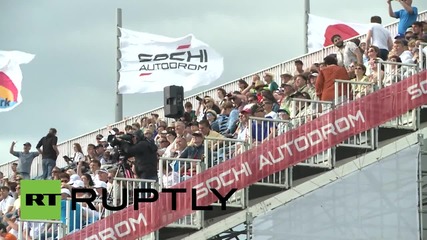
[387,0,418,37]
[9,141,39,180]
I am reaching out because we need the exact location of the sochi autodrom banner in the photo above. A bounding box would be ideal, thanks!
[118,28,224,94]
[65,71,427,240]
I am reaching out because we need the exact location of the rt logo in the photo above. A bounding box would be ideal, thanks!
[20,180,61,220]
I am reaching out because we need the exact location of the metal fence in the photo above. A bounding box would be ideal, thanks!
[203,137,248,208]
[377,60,420,131]
[290,99,335,169]
[248,116,292,188]
[334,80,377,150]
[159,157,203,229]
[18,219,66,240]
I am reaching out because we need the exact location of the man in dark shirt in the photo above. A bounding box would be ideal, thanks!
[36,128,59,179]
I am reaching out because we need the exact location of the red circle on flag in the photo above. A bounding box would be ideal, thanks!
[324,24,359,47]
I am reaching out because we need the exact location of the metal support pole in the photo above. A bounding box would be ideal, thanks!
[304,0,310,54]
[115,8,123,122]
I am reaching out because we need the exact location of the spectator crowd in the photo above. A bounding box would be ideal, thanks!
[1,2,426,239]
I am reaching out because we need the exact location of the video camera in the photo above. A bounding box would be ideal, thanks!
[62,156,90,174]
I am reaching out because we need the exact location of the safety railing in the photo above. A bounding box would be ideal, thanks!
[290,99,336,169]
[420,43,427,110]
[334,79,378,150]
[2,11,426,180]
[377,60,420,131]
[204,137,249,208]
[159,157,203,229]
[419,42,427,71]
[18,219,67,240]
[248,116,292,188]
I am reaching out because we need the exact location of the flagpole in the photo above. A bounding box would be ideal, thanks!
[304,0,310,54]
[115,8,123,122]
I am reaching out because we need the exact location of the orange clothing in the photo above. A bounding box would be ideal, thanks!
[315,65,350,101]
[3,233,17,240]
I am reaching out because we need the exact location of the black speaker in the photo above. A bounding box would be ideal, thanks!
[164,85,184,119]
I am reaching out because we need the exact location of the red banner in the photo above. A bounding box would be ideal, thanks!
[65,71,427,240]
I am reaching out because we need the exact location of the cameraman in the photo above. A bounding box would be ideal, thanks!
[117,130,158,180]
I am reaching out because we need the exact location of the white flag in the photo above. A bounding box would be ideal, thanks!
[308,14,371,52]
[118,28,224,94]
[0,51,35,112]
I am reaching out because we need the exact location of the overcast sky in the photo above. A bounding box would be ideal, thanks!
[1,0,426,164]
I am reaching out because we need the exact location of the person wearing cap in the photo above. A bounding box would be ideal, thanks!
[36,128,59,180]
[9,141,39,180]
[331,34,363,68]
[392,38,414,64]
[387,0,418,37]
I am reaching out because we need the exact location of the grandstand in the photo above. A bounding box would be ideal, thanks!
[1,10,427,240]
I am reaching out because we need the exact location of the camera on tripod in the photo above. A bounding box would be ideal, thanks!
[107,133,134,164]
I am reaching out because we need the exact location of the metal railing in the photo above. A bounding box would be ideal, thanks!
[290,99,336,169]
[18,219,66,240]
[377,60,420,131]
[159,157,203,229]
[334,80,377,150]
[248,116,292,188]
[3,11,425,179]
[204,137,249,208]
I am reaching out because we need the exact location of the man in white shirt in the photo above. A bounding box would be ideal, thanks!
[332,34,363,68]
[0,187,14,217]
[366,16,393,60]
[393,39,414,64]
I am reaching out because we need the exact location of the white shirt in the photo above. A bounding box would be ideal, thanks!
[369,23,391,50]
[337,42,359,68]
[73,152,85,163]
[265,111,278,119]
[0,196,14,214]
[399,50,414,64]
